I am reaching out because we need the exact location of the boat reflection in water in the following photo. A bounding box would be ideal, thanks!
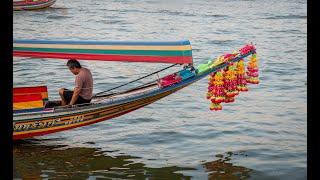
[14,139,255,179]
[13,140,196,179]
[202,152,252,180]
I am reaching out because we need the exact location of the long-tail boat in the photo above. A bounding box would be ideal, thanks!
[13,39,257,140]
[13,0,56,11]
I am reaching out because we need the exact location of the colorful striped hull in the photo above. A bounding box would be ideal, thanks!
[13,0,56,11]
[13,94,44,112]
[13,86,48,101]
[13,86,48,113]
[13,40,193,64]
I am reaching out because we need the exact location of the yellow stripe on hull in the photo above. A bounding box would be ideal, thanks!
[13,100,43,110]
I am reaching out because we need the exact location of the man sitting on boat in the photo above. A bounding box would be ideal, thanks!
[59,59,93,106]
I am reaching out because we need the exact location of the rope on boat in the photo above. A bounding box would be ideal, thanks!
[93,63,179,98]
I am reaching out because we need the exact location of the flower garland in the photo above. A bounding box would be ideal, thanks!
[224,63,238,103]
[207,70,225,111]
[246,53,259,84]
[236,59,248,91]
[206,44,258,111]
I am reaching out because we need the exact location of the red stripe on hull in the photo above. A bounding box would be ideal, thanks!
[13,51,193,64]
[13,94,43,103]
[13,86,47,94]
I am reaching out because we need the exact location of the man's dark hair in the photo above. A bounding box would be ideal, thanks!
[67,59,82,69]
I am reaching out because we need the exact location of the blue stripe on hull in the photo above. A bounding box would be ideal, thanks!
[13,40,191,46]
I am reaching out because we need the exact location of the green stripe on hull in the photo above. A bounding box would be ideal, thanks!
[14,47,193,56]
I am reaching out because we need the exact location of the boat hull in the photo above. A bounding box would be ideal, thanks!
[13,0,56,11]
[13,85,186,140]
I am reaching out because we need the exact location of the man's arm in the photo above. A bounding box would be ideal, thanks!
[69,87,81,105]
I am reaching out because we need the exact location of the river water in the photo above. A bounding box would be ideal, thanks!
[13,0,307,179]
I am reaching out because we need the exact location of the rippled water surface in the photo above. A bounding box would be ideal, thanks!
[13,0,307,179]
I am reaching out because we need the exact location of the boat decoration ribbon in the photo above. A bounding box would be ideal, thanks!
[206,44,259,111]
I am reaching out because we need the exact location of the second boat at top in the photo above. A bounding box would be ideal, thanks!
[13,0,56,11]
